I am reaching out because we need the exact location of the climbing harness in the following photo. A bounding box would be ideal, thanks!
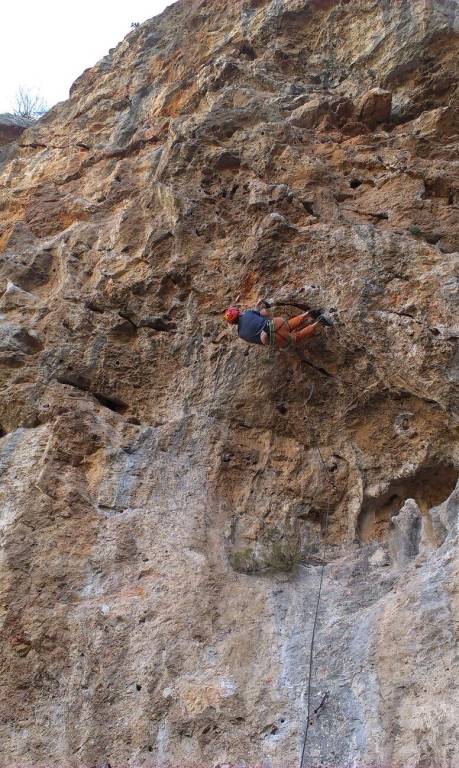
[263,299,314,354]
[299,444,333,768]
[267,317,276,348]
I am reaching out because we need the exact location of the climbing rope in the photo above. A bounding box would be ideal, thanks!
[264,300,307,355]
[299,444,333,768]
[256,297,385,766]
[268,317,276,349]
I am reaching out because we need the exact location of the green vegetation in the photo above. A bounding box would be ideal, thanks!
[229,525,302,574]
[228,547,257,574]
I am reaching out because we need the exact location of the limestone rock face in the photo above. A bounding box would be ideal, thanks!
[0,1,458,767]
[0,113,34,145]
[0,113,35,167]
[358,87,392,127]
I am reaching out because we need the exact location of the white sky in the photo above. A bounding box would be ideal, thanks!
[0,0,174,113]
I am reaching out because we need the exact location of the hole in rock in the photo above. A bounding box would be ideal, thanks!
[357,463,458,542]
[94,393,128,415]
[14,330,44,355]
[422,178,452,200]
[424,232,442,245]
[302,200,315,215]
[2,355,24,368]
[111,321,137,341]
[239,42,257,60]
[136,683,142,691]
[350,178,363,189]
[261,722,279,736]
[57,373,91,392]
[85,300,105,314]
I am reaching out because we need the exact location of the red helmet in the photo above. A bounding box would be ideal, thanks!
[224,306,240,324]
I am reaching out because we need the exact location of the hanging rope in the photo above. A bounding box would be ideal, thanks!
[268,317,276,349]
[255,297,370,767]
[299,444,333,768]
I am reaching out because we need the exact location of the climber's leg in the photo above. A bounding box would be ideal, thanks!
[261,316,318,348]
[291,320,320,343]
[273,317,293,347]
[287,312,313,331]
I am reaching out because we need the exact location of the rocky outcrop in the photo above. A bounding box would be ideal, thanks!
[0,113,35,167]
[0,1,458,767]
[0,113,34,145]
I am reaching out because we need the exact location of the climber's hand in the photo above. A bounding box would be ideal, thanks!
[256,298,271,310]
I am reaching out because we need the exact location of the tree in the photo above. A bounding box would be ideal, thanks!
[13,86,48,120]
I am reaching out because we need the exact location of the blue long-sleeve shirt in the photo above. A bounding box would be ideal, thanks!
[237,309,269,345]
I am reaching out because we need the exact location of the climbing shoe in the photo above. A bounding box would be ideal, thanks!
[308,309,333,327]
[317,313,333,327]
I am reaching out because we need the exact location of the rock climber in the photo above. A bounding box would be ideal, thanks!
[223,301,331,348]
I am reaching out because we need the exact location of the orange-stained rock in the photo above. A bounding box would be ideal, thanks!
[0,113,34,145]
[0,1,458,767]
[358,88,392,127]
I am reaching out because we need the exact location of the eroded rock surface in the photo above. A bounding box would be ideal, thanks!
[0,113,35,168]
[0,113,34,146]
[0,1,458,766]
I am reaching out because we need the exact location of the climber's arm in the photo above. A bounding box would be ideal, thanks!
[255,298,271,316]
